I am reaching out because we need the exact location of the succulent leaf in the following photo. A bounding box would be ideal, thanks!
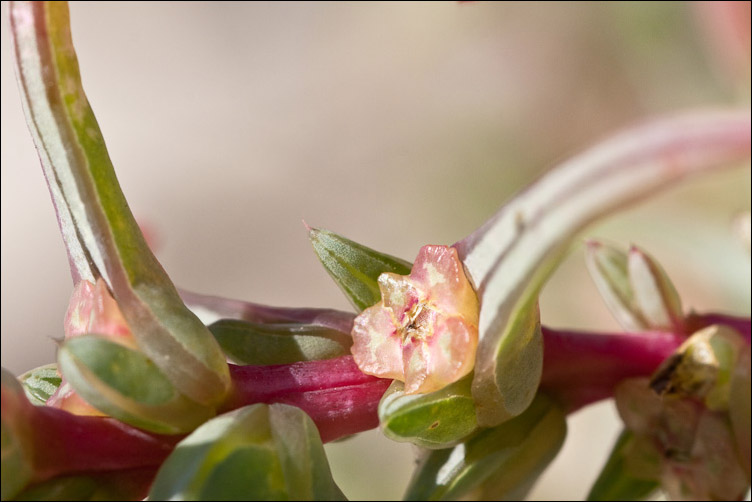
[209,319,351,365]
[455,111,751,426]
[404,393,566,501]
[149,403,345,501]
[378,377,477,449]
[18,364,62,406]
[308,227,411,311]
[9,0,230,406]
[587,429,659,501]
[58,335,214,434]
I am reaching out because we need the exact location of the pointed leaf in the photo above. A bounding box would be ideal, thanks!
[585,241,649,331]
[628,246,684,332]
[149,403,345,501]
[9,1,230,406]
[586,242,684,332]
[58,335,214,434]
[455,111,750,426]
[209,319,351,365]
[404,393,566,501]
[18,364,61,406]
[308,227,412,311]
[180,289,356,333]
[587,429,659,501]
[378,377,477,449]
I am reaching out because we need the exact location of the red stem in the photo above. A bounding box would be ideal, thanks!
[685,311,751,343]
[29,407,180,480]
[224,356,391,443]
[10,312,749,490]
[539,327,685,413]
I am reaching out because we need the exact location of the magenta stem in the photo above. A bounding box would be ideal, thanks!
[540,327,685,412]
[224,356,391,443]
[685,311,751,343]
[13,312,749,489]
[31,407,179,478]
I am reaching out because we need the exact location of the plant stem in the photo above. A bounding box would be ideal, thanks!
[539,327,684,412]
[224,356,391,443]
[14,313,748,484]
[685,311,751,343]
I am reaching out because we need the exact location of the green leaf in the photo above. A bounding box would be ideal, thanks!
[585,241,649,331]
[404,393,566,501]
[308,227,412,311]
[471,301,542,426]
[9,1,230,407]
[180,289,355,333]
[209,319,351,365]
[1,368,35,500]
[585,242,684,332]
[149,403,346,501]
[587,430,659,501]
[58,335,214,434]
[455,111,751,426]
[18,364,61,406]
[627,246,683,332]
[379,377,477,449]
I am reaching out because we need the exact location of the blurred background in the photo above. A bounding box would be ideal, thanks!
[1,2,750,499]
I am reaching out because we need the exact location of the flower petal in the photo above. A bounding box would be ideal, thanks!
[64,279,134,343]
[378,273,421,320]
[403,316,477,394]
[351,305,403,380]
[410,246,478,325]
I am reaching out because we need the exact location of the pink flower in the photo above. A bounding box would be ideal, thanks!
[351,245,479,394]
[48,279,136,414]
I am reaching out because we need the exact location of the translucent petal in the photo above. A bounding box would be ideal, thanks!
[403,316,477,395]
[410,246,479,324]
[64,279,134,344]
[351,304,403,380]
[378,273,421,320]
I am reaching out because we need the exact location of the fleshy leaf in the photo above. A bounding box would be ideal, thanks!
[627,246,684,332]
[209,319,351,365]
[308,227,412,311]
[58,335,214,434]
[378,377,477,449]
[404,393,566,501]
[9,1,230,406]
[585,241,649,331]
[18,364,61,406]
[1,368,35,500]
[149,403,346,501]
[587,429,659,501]
[455,111,751,426]
[585,242,684,332]
[180,289,356,334]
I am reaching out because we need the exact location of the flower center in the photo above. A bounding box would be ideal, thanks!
[401,302,432,342]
